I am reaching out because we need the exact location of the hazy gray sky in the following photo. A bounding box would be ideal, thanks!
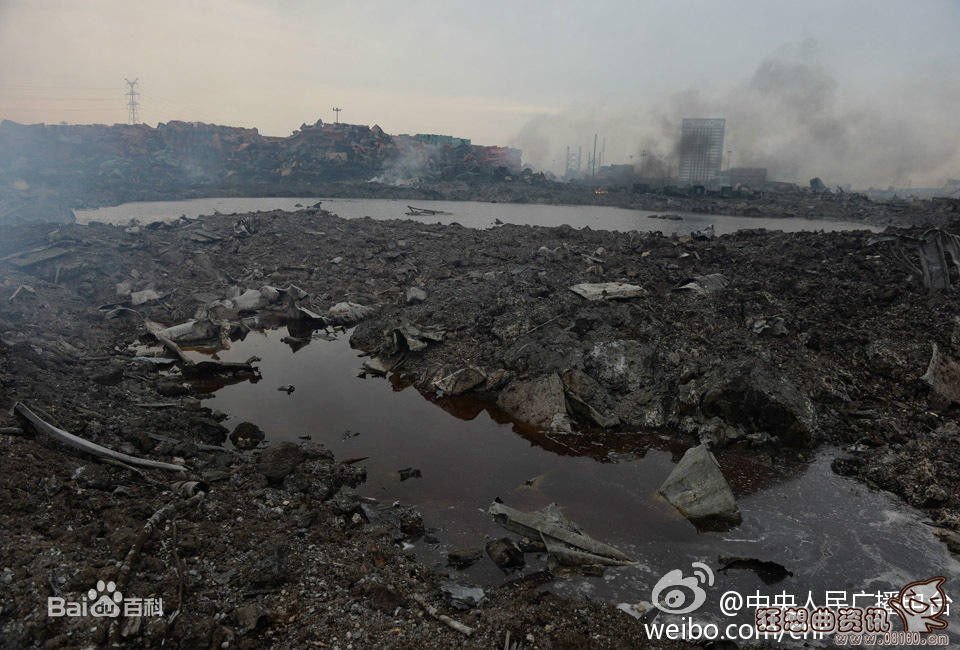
[1,0,958,185]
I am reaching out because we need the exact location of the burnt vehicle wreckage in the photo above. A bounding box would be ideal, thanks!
[1,199,960,648]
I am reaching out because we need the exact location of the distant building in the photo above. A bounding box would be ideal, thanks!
[472,145,522,172]
[678,118,725,187]
[414,133,471,148]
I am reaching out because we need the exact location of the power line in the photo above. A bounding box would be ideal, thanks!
[125,78,139,124]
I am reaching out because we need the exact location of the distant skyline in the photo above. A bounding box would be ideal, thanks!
[1,0,958,186]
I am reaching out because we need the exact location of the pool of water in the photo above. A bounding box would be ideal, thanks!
[192,325,957,639]
[75,196,881,235]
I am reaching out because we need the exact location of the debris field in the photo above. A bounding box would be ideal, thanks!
[1,204,959,648]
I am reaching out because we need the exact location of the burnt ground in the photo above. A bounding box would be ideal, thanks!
[1,206,959,648]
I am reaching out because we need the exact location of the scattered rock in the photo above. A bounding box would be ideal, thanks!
[701,362,816,447]
[90,364,123,386]
[131,289,162,305]
[433,367,486,396]
[230,422,265,450]
[327,301,375,326]
[561,369,620,428]
[485,538,525,573]
[256,442,306,481]
[497,374,571,432]
[569,282,644,301]
[234,604,270,634]
[440,581,485,610]
[922,343,960,404]
[658,444,741,529]
[585,340,655,393]
[673,273,729,295]
[447,547,483,569]
[405,287,428,304]
[156,380,191,397]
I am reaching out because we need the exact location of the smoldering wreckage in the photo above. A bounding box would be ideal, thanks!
[2,201,960,649]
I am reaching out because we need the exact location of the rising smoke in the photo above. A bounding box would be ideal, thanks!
[511,40,959,188]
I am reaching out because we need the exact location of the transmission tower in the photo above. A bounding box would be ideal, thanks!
[332,106,342,124]
[125,78,140,124]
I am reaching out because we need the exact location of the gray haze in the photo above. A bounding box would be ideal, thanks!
[516,39,960,188]
[1,0,958,187]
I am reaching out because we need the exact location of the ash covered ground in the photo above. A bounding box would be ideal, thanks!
[2,204,960,648]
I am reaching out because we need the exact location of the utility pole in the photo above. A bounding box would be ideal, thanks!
[125,78,139,124]
[601,137,606,169]
[592,133,598,177]
[332,107,342,124]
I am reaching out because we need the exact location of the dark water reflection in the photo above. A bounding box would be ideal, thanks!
[193,325,958,637]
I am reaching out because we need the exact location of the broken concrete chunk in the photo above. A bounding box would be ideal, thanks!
[658,444,741,529]
[382,322,445,355]
[259,285,281,304]
[202,299,240,321]
[230,422,265,451]
[585,340,656,393]
[748,315,788,337]
[447,547,483,569]
[256,442,305,481]
[362,357,391,376]
[485,538,524,573]
[700,363,815,447]
[440,582,485,610]
[289,304,324,322]
[569,282,644,301]
[234,289,265,311]
[561,369,620,429]
[283,284,309,301]
[130,289,162,306]
[405,286,427,304]
[496,374,571,432]
[922,343,960,404]
[674,273,729,295]
[158,319,220,344]
[433,367,486,396]
[327,302,375,326]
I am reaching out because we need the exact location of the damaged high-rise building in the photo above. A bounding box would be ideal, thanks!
[678,118,725,187]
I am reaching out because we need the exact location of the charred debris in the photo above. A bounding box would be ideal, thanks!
[3,205,960,647]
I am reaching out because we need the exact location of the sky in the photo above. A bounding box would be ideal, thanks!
[1,0,958,187]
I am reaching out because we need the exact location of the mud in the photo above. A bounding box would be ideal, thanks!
[1,204,959,648]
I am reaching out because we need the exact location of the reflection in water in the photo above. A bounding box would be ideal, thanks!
[193,324,958,628]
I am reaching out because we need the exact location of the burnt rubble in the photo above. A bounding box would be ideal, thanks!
[3,118,959,229]
[3,205,960,647]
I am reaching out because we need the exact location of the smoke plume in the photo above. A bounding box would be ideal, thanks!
[510,40,959,188]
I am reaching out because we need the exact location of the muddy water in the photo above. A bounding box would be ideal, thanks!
[198,326,957,637]
[75,196,880,235]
